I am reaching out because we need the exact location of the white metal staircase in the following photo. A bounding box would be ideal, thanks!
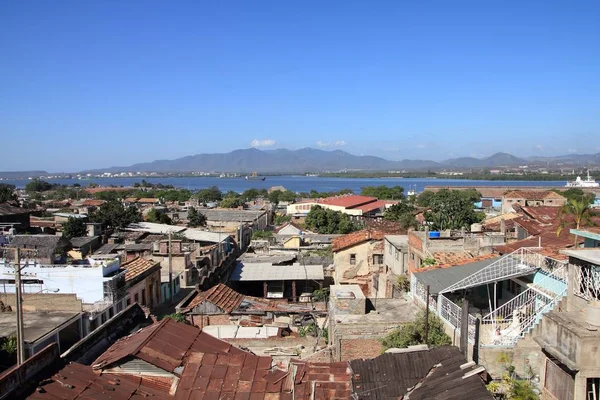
[479,263,567,346]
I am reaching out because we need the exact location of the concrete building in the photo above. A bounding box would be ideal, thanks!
[0,203,30,232]
[332,229,387,297]
[4,235,71,265]
[570,227,600,248]
[328,284,419,361]
[122,257,161,309]
[534,249,600,400]
[501,190,567,213]
[0,311,83,359]
[286,194,395,218]
[384,235,408,276]
[0,255,127,335]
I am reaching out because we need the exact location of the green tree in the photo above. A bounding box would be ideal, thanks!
[25,178,53,192]
[163,313,188,324]
[146,208,172,224]
[304,206,360,234]
[220,196,244,208]
[62,217,87,239]
[381,309,451,350]
[416,190,435,207]
[279,190,296,203]
[0,336,17,354]
[0,184,17,203]
[555,188,595,204]
[383,202,418,229]
[187,206,207,227]
[197,186,222,203]
[91,200,142,229]
[557,198,595,244]
[268,190,282,205]
[361,185,405,200]
[274,214,292,225]
[242,188,264,201]
[252,230,273,240]
[425,189,483,231]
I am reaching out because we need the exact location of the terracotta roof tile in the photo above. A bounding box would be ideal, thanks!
[183,284,245,314]
[332,229,385,252]
[503,190,566,200]
[317,194,378,208]
[122,257,160,282]
[81,199,106,207]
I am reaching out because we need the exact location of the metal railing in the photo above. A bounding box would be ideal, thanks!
[439,294,476,344]
[573,262,600,301]
[441,247,545,293]
[479,264,567,347]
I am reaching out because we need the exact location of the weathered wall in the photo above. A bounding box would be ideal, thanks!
[0,343,60,400]
[0,293,82,312]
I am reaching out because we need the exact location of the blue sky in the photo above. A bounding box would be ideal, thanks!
[1,1,599,171]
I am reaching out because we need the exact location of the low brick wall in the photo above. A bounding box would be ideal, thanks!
[0,293,82,312]
[340,338,382,361]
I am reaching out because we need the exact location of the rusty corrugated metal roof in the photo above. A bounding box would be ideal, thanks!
[92,318,243,373]
[27,362,172,399]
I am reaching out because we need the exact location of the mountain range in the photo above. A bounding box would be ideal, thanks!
[81,148,600,174]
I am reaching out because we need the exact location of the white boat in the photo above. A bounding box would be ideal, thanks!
[565,170,599,188]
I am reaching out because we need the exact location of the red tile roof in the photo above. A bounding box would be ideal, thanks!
[92,318,244,372]
[183,284,245,314]
[318,194,378,208]
[354,200,394,213]
[81,199,106,207]
[84,187,132,194]
[332,229,385,252]
[122,257,160,282]
[503,190,566,200]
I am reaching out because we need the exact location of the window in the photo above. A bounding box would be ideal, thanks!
[373,254,383,265]
[134,293,139,303]
[411,253,415,260]
[350,254,356,265]
[388,245,392,254]
[141,289,146,306]
[395,250,399,260]
[108,307,114,318]
[101,313,107,324]
[126,298,131,306]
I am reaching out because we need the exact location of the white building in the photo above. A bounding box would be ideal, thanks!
[0,255,128,334]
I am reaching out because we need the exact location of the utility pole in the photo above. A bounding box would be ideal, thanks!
[424,285,430,346]
[14,248,25,365]
[168,231,173,304]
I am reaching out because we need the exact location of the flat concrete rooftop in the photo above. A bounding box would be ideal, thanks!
[0,311,80,343]
[339,299,419,325]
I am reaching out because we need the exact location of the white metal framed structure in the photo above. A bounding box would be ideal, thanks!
[440,247,546,294]
[573,262,600,301]
[479,263,567,346]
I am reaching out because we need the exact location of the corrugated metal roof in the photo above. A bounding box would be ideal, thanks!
[350,347,492,400]
[230,262,324,281]
[413,257,500,294]
[27,362,171,399]
[92,318,244,373]
[125,222,186,234]
[182,229,230,243]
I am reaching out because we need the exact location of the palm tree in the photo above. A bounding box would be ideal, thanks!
[556,198,594,245]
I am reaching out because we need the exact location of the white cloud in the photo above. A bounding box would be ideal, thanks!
[251,139,276,148]
[316,140,346,148]
[416,144,427,149]
[535,144,544,150]
[567,148,577,154]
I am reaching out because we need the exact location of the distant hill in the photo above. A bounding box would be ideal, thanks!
[528,153,600,166]
[87,148,441,173]
[81,148,600,174]
[0,171,48,179]
[443,152,526,168]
